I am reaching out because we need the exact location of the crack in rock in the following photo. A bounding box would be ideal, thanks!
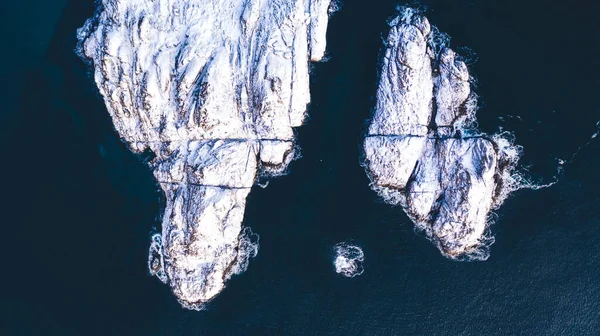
[77,0,333,309]
[363,8,522,261]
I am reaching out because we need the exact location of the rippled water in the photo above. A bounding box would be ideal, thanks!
[4,0,600,335]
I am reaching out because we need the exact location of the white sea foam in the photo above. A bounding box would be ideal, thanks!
[333,243,365,278]
[556,120,600,165]
[226,227,260,278]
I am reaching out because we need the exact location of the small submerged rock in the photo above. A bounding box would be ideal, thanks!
[333,243,365,278]
[363,7,523,260]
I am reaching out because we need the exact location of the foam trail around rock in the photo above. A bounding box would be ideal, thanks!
[333,243,365,278]
[363,7,536,261]
[77,0,333,309]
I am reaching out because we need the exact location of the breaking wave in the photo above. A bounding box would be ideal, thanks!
[227,227,260,279]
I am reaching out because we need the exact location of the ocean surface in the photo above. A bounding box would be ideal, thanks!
[3,0,600,335]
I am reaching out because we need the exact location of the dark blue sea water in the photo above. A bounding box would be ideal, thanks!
[3,0,600,335]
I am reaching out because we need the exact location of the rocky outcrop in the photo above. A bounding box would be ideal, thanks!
[363,8,521,260]
[77,0,333,309]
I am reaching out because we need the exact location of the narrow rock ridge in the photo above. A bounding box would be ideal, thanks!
[77,0,333,309]
[363,8,521,260]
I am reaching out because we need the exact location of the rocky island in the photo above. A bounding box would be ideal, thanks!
[363,8,522,260]
[77,0,334,309]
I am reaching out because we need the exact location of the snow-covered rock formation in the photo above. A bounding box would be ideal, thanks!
[363,8,521,260]
[77,0,334,309]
